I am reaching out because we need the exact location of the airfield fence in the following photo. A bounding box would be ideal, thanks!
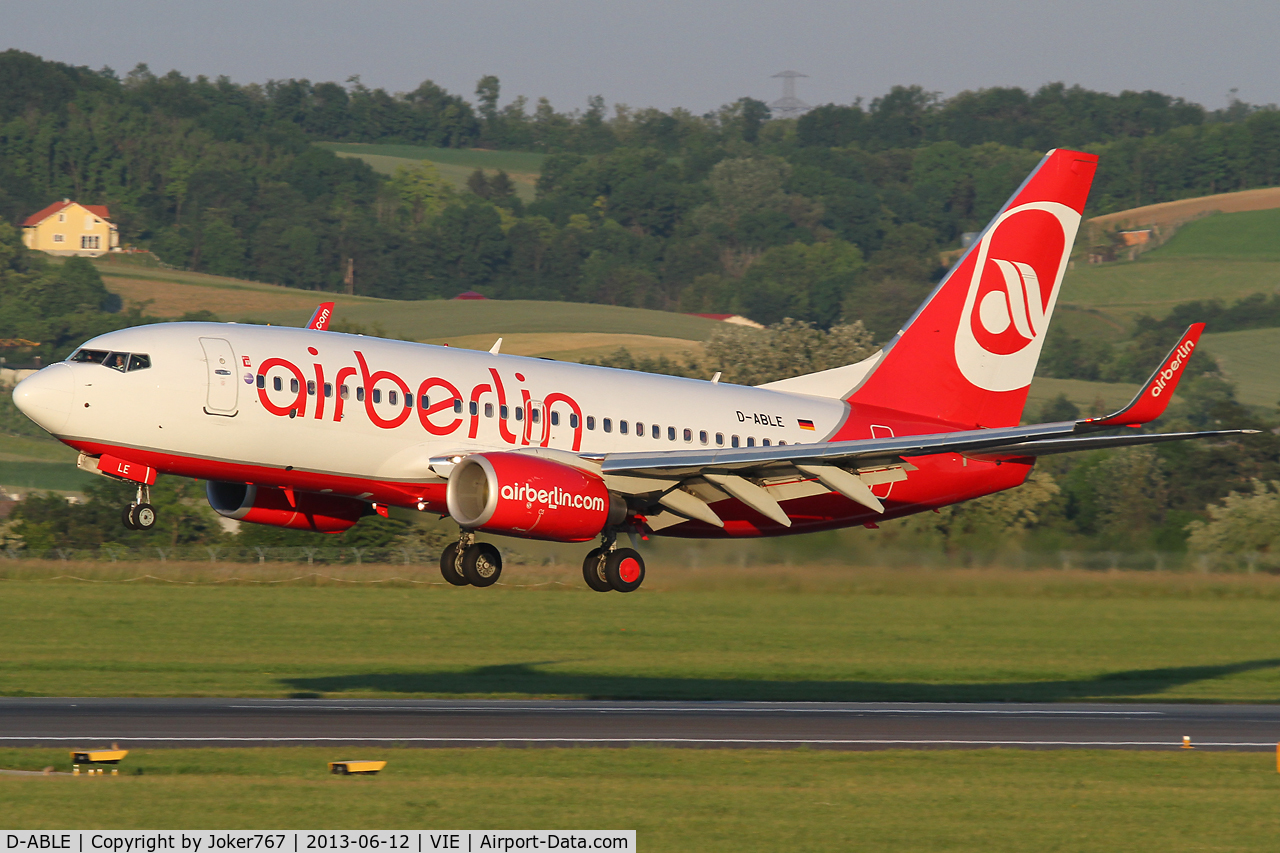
[0,545,1277,575]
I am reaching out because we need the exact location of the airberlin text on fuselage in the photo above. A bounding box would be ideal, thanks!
[252,350,585,451]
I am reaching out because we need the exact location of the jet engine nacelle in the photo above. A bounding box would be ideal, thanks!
[206,481,368,532]
[446,452,625,542]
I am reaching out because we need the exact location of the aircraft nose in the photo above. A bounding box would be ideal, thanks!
[13,363,73,434]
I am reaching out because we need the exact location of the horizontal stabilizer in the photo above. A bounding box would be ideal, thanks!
[1084,323,1204,428]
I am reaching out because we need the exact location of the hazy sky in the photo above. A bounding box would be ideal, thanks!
[7,1,1279,115]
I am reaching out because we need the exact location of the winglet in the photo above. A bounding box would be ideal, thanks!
[306,302,335,331]
[1083,323,1205,428]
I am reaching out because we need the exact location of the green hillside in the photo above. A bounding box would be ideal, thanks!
[1148,208,1280,259]
[314,142,542,201]
[1201,327,1280,408]
[242,298,724,341]
[1057,257,1280,326]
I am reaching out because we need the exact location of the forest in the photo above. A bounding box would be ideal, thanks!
[4,49,1280,340]
[4,49,1280,556]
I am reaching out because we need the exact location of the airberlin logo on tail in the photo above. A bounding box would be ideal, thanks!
[954,201,1081,392]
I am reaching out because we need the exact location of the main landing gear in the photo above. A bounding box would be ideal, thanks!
[121,483,156,531]
[439,530,503,587]
[582,533,645,593]
[439,530,647,593]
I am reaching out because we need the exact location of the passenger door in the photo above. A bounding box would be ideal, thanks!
[201,337,239,416]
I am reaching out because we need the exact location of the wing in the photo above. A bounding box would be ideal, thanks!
[589,325,1253,527]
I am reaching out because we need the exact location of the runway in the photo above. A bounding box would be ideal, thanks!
[1,698,1278,750]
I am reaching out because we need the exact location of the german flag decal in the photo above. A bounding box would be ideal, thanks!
[798,419,815,431]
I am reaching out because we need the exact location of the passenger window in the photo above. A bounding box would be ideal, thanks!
[485,403,494,418]
[747,437,755,447]
[778,440,786,446]
[699,430,708,445]
[549,411,558,426]
[636,422,644,436]
[652,424,659,439]
[603,418,613,433]
[453,399,462,413]
[570,413,579,429]
[668,426,676,441]
[500,405,508,419]
[127,354,150,371]
[684,428,692,442]
[515,406,524,421]
[469,401,478,416]
[762,438,771,446]
[373,389,382,404]
[404,392,412,408]
[731,435,740,448]
[307,380,316,396]
[620,420,629,435]
[531,408,540,423]
[340,385,349,400]
[323,383,332,398]
[586,415,595,430]
[273,376,282,392]
[356,387,365,402]
[256,374,265,389]
[290,378,299,394]
[388,390,398,406]
[716,433,724,446]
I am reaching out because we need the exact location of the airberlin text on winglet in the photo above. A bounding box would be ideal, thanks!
[1150,339,1196,398]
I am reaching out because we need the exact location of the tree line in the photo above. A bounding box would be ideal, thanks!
[4,50,1280,338]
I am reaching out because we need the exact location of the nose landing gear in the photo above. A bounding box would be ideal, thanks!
[121,484,156,531]
[439,530,503,587]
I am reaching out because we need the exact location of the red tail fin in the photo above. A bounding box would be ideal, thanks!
[847,149,1098,428]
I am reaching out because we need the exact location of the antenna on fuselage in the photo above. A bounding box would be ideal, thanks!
[489,338,503,354]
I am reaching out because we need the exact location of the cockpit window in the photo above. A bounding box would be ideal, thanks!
[69,349,151,372]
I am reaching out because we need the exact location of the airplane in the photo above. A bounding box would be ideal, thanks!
[11,148,1253,593]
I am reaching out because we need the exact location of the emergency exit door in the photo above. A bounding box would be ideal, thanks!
[201,337,239,415]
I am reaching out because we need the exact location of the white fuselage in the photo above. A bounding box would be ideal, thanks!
[23,323,850,499]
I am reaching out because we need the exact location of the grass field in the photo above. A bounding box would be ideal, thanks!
[1202,327,1280,407]
[426,332,703,363]
[315,142,544,201]
[3,747,1279,849]
[5,566,1280,702]
[1150,207,1280,260]
[240,299,723,341]
[1056,257,1280,324]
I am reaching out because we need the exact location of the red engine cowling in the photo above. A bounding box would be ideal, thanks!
[206,481,368,533]
[446,452,625,542]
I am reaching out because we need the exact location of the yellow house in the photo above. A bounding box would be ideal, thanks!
[21,200,119,257]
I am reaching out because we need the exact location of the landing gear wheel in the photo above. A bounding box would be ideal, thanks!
[605,548,645,593]
[439,542,469,586]
[122,505,138,530]
[133,503,157,531]
[461,543,502,587]
[582,548,611,592]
